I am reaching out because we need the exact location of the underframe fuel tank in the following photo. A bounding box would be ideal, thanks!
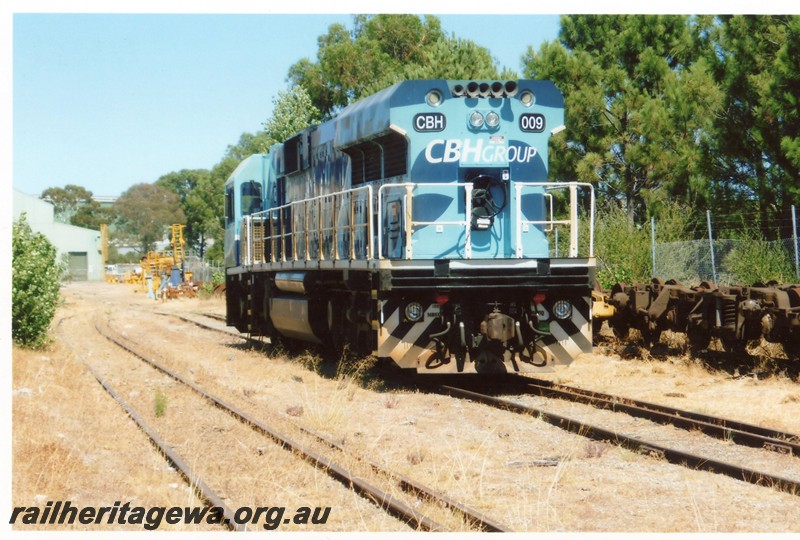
[269,296,323,344]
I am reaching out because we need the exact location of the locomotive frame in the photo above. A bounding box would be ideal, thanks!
[225,79,596,374]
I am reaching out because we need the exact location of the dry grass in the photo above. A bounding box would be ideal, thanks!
[11,342,212,531]
[13,281,800,533]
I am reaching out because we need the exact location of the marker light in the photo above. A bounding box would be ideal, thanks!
[469,111,484,128]
[520,90,535,107]
[426,89,442,106]
[485,111,500,128]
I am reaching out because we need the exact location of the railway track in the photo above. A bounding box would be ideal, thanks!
[441,378,800,497]
[55,317,243,531]
[155,309,800,488]
[513,376,800,452]
[94,313,511,532]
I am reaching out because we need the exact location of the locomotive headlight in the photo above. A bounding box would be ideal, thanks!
[404,302,424,322]
[485,111,500,128]
[469,111,484,128]
[552,300,572,320]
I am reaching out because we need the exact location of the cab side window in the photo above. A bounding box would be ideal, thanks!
[241,181,263,215]
[225,185,234,224]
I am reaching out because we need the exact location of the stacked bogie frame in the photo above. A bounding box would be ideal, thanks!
[225,79,597,374]
[602,279,800,359]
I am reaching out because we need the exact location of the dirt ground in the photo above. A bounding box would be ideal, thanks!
[10,281,800,532]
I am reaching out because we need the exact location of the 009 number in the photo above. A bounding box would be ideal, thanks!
[519,113,546,133]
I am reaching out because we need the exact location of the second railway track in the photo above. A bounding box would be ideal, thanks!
[442,378,800,497]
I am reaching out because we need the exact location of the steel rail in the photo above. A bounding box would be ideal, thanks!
[502,376,800,456]
[56,318,243,531]
[105,314,512,531]
[149,310,509,531]
[441,385,800,497]
[155,311,246,338]
[521,376,800,443]
[293,419,510,532]
[94,318,468,532]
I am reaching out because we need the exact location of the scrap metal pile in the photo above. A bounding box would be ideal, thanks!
[593,279,800,359]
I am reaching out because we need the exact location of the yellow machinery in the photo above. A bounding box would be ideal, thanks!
[102,223,194,298]
[591,288,616,334]
[140,224,186,296]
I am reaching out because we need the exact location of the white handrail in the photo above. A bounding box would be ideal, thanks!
[242,180,594,265]
[378,182,474,260]
[245,185,373,264]
[514,181,595,258]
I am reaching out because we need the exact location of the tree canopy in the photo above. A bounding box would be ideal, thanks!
[524,15,720,224]
[155,169,219,259]
[40,184,111,230]
[113,183,185,255]
[524,14,800,235]
[288,15,500,118]
[703,15,800,238]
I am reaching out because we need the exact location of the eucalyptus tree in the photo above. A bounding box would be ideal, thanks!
[156,169,218,258]
[288,15,502,118]
[40,184,111,229]
[113,183,185,255]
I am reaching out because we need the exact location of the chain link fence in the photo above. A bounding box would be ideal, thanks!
[184,257,223,284]
[653,237,798,286]
[652,208,800,287]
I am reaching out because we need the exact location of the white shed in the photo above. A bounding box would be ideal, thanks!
[13,189,103,281]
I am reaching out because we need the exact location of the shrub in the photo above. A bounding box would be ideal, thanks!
[12,214,63,348]
[722,230,795,286]
[198,268,225,298]
[591,206,652,289]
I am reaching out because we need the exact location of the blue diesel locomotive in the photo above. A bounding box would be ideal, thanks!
[224,79,595,374]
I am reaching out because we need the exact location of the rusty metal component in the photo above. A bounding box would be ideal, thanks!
[599,279,800,357]
[511,376,800,455]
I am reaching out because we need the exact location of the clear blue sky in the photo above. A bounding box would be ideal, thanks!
[11,13,561,198]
